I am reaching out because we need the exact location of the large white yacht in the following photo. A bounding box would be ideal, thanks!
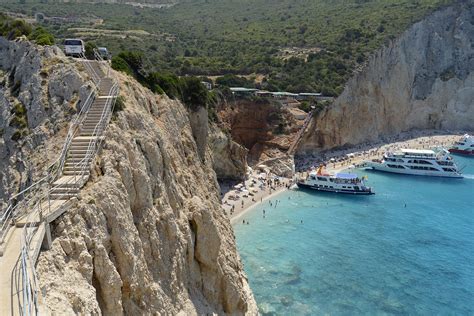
[365,148,463,178]
[297,166,374,195]
[449,134,474,156]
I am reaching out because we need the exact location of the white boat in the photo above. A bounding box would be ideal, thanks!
[297,166,374,195]
[365,148,463,178]
[449,134,474,156]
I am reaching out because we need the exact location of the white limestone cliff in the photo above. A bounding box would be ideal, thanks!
[0,37,92,208]
[297,4,474,154]
[34,71,257,314]
[0,39,257,314]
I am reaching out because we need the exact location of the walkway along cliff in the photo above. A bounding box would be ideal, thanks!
[296,3,474,155]
[0,47,119,314]
[0,39,257,314]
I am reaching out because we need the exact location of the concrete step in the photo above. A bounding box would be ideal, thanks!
[84,114,104,118]
[80,132,100,136]
[52,179,81,188]
[70,144,91,150]
[67,154,90,160]
[88,110,106,114]
[71,136,100,143]
[50,193,78,200]
[50,187,79,194]
[80,125,102,129]
[82,122,101,126]
[69,148,91,153]
[81,126,101,130]
[88,107,107,110]
[64,161,84,167]
[65,157,93,164]
[87,108,107,112]
[63,170,90,176]
[63,167,84,172]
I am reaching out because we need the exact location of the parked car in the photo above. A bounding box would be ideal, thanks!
[64,39,85,57]
[97,47,110,60]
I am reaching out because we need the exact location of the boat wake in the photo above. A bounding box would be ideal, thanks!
[463,174,474,179]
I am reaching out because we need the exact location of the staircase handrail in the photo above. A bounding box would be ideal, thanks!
[13,56,119,316]
[52,88,96,179]
[79,53,101,86]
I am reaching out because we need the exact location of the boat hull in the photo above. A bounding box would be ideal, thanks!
[449,149,474,156]
[297,182,374,195]
[366,164,463,178]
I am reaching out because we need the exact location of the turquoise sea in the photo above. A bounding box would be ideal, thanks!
[234,156,474,315]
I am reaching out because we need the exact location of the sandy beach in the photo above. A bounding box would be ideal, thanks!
[296,131,468,174]
[221,173,292,224]
[221,131,470,224]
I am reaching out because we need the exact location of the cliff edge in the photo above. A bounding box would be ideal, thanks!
[0,39,257,314]
[35,71,257,314]
[297,4,474,154]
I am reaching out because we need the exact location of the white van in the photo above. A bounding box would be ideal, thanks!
[64,39,85,57]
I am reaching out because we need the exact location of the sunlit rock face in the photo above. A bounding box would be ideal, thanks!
[0,38,256,315]
[298,4,474,154]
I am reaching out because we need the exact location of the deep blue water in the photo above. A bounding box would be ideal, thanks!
[234,156,474,315]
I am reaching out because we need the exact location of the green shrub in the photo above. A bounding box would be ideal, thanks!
[298,101,311,113]
[215,74,254,88]
[0,16,31,40]
[84,42,97,59]
[29,26,54,46]
[181,77,209,112]
[117,51,144,75]
[9,102,28,137]
[111,56,133,76]
[146,72,181,98]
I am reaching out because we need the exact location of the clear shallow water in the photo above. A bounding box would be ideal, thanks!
[234,156,474,315]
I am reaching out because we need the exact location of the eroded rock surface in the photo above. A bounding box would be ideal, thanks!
[35,71,257,315]
[0,38,91,208]
[298,4,474,154]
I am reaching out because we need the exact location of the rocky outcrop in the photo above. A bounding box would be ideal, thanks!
[218,99,299,166]
[0,38,92,208]
[209,124,248,180]
[188,106,209,161]
[297,4,474,154]
[259,155,294,178]
[33,69,257,313]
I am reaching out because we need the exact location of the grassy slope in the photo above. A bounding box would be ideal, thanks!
[0,0,454,94]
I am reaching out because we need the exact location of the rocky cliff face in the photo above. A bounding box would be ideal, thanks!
[0,38,92,208]
[0,38,256,314]
[32,70,257,313]
[208,123,248,180]
[297,4,474,154]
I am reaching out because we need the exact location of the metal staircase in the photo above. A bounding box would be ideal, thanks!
[0,52,119,315]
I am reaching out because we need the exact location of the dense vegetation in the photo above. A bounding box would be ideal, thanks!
[0,13,54,45]
[0,0,454,95]
[112,50,215,114]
